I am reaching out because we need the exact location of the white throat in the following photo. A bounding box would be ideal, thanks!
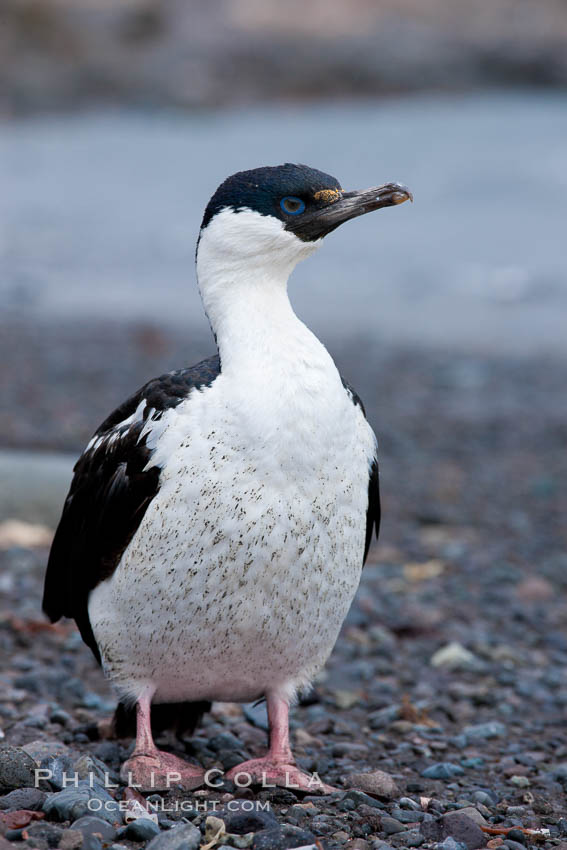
[196,208,322,376]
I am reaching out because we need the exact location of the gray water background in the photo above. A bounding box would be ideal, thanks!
[1,90,566,357]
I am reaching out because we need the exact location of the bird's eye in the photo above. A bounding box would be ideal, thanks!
[280,196,305,215]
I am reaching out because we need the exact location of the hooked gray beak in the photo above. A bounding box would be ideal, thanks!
[286,182,413,242]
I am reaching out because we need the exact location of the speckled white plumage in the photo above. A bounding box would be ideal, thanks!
[88,208,377,709]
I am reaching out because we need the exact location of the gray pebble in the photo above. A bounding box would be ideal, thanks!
[50,709,72,726]
[462,722,506,740]
[252,824,316,850]
[43,780,123,825]
[215,799,279,834]
[0,786,46,811]
[118,818,161,841]
[391,807,425,823]
[208,732,244,752]
[470,790,496,805]
[74,754,117,786]
[381,817,407,835]
[399,797,421,811]
[71,815,117,841]
[505,829,526,846]
[441,812,485,850]
[343,789,386,809]
[39,755,75,791]
[146,821,201,850]
[243,702,269,731]
[367,706,400,730]
[0,744,37,791]
[422,763,465,780]
[436,840,468,850]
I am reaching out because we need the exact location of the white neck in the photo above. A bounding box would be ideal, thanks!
[195,209,327,378]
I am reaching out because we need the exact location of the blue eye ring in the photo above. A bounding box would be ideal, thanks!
[280,196,305,215]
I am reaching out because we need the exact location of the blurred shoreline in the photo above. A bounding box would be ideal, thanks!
[1,0,567,115]
[2,93,566,360]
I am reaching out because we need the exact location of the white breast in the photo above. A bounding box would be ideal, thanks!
[88,331,376,707]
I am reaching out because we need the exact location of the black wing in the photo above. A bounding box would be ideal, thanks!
[42,355,221,662]
[341,376,381,564]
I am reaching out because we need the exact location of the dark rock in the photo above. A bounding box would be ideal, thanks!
[214,800,279,834]
[505,830,526,845]
[22,822,64,848]
[0,788,46,811]
[355,804,382,831]
[421,763,465,780]
[92,743,121,766]
[0,746,37,792]
[216,750,248,771]
[445,808,486,827]
[381,817,406,835]
[73,755,117,787]
[343,790,386,810]
[117,818,160,841]
[145,821,201,850]
[390,807,424,823]
[71,815,117,841]
[4,829,25,842]
[208,733,244,752]
[252,824,316,850]
[50,709,72,726]
[43,781,122,825]
[38,756,75,791]
[421,813,485,850]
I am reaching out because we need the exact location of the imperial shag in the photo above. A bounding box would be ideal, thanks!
[43,164,412,792]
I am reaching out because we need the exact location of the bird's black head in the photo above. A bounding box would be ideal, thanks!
[200,163,412,242]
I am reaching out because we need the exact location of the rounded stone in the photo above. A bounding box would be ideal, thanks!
[215,799,279,834]
[343,770,399,800]
[71,815,118,841]
[0,787,47,811]
[252,824,316,850]
[145,821,201,850]
[0,745,38,792]
[120,818,160,841]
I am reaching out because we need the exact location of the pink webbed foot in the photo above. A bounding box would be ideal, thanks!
[226,694,337,794]
[121,692,204,791]
[121,749,205,791]
[226,757,336,794]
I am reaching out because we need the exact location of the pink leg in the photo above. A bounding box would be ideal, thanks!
[226,694,336,793]
[120,691,204,791]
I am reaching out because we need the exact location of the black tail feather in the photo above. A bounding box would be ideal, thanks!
[113,700,211,739]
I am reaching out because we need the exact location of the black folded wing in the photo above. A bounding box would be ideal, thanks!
[341,376,381,564]
[42,355,221,661]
